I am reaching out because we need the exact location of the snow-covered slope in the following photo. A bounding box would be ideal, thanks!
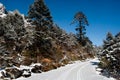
[17,59,115,80]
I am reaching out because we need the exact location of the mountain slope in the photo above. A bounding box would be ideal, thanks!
[0,3,95,70]
[17,59,115,80]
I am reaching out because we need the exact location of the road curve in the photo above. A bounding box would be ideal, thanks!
[17,59,115,80]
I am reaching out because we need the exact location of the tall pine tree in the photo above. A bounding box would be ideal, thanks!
[71,11,89,45]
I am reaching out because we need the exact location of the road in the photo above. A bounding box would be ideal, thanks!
[17,59,115,80]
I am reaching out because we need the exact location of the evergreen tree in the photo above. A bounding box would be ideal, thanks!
[28,0,53,62]
[115,32,120,39]
[28,0,53,30]
[106,32,114,41]
[103,32,114,49]
[99,32,120,79]
[71,11,89,43]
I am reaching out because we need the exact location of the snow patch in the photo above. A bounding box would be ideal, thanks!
[30,63,41,67]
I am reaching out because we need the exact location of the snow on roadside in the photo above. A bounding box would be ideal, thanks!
[16,58,115,80]
[16,63,41,70]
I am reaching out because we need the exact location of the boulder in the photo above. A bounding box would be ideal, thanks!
[22,69,31,78]
[31,65,42,73]
[1,71,6,78]
[5,68,23,79]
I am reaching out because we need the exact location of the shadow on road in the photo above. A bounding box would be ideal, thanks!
[90,61,99,65]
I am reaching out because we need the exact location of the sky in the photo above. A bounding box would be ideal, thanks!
[0,0,120,46]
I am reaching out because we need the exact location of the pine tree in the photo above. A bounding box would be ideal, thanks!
[71,11,89,44]
[103,32,114,49]
[99,32,120,79]
[28,0,53,62]
[106,32,114,41]
[28,0,53,30]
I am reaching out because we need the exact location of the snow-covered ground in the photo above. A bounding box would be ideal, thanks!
[16,58,115,80]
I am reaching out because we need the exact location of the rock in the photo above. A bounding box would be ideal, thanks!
[1,71,6,78]
[22,69,31,78]
[31,65,42,73]
[1,71,6,77]
[5,68,23,79]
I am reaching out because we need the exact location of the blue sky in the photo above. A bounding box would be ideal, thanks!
[0,0,120,46]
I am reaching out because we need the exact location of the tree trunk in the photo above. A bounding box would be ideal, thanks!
[36,48,40,63]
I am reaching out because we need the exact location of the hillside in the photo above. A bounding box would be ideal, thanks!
[0,2,96,80]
